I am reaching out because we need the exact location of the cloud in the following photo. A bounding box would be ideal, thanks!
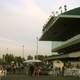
[0,0,48,40]
[0,0,50,56]
[0,0,48,19]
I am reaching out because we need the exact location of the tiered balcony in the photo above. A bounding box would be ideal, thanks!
[52,34,80,54]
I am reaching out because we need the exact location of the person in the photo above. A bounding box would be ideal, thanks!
[62,66,64,76]
[28,64,35,76]
[34,64,42,77]
[0,65,7,80]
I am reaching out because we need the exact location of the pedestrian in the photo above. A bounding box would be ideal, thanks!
[28,64,35,76]
[62,66,64,76]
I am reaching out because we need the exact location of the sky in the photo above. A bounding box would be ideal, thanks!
[0,0,80,58]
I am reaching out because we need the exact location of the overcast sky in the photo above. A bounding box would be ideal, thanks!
[0,0,80,58]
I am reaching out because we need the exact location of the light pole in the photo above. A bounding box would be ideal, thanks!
[7,48,8,54]
[0,48,1,59]
[22,45,24,59]
[36,37,38,60]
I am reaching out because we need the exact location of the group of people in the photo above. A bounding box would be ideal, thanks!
[28,64,42,77]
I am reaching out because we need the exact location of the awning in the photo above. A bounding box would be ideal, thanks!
[23,60,41,63]
[45,51,80,61]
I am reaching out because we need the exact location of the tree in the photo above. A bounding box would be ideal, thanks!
[35,55,45,61]
[27,55,33,60]
[4,54,14,64]
[14,56,23,63]
[2,54,25,65]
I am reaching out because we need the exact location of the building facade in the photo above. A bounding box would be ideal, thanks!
[40,7,80,76]
[40,7,80,59]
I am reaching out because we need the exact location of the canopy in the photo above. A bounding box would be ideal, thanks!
[40,7,80,41]
[23,60,41,63]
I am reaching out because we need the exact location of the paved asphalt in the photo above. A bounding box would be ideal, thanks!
[1,74,80,80]
[2,74,50,80]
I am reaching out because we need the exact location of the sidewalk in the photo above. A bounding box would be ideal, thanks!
[2,74,80,80]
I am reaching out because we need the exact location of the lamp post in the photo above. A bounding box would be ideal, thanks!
[22,45,24,59]
[36,37,38,60]
[7,48,8,54]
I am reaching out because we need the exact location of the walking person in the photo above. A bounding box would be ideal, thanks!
[28,64,35,76]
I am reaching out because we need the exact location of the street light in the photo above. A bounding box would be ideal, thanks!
[7,48,8,54]
[22,45,24,59]
[36,37,38,60]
